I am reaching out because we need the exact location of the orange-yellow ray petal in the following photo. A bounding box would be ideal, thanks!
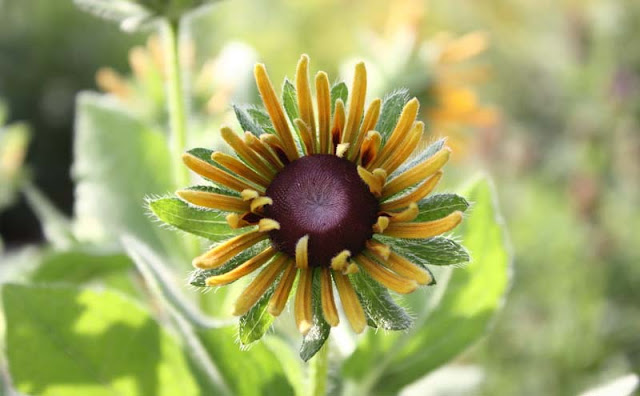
[232,253,288,315]
[225,213,252,229]
[320,268,339,327]
[359,130,382,168]
[193,231,268,269]
[383,211,463,239]
[357,166,385,196]
[257,218,280,232]
[295,235,310,269]
[384,202,419,223]
[380,171,443,211]
[250,197,273,214]
[336,143,350,158]
[372,216,390,234]
[365,239,390,260]
[220,127,276,179]
[333,271,366,333]
[330,250,351,273]
[244,132,285,171]
[354,254,418,294]
[381,146,451,198]
[349,98,381,161]
[378,121,423,174]
[295,55,317,151]
[254,64,299,161]
[316,71,331,154]
[268,259,297,316]
[176,189,249,213]
[341,62,367,150]
[241,189,260,201]
[294,268,313,335]
[378,250,433,285]
[370,98,419,169]
[330,99,346,154]
[211,152,271,188]
[204,246,276,285]
[182,152,264,193]
[260,134,290,165]
[294,119,314,156]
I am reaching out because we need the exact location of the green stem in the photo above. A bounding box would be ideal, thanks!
[163,18,201,259]
[164,18,190,188]
[309,343,330,396]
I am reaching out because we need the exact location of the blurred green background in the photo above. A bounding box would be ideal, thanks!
[1,0,638,395]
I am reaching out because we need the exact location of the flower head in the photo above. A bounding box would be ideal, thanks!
[153,55,470,357]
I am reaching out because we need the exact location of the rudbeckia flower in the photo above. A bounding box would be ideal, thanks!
[152,55,470,358]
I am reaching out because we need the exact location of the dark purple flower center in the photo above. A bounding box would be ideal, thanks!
[265,154,379,267]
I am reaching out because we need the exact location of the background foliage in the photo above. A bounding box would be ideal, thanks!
[1,0,639,395]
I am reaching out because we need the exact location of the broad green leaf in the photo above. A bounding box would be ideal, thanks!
[373,177,510,394]
[22,183,75,249]
[3,283,199,396]
[149,197,245,241]
[300,269,330,361]
[330,82,348,113]
[197,326,295,396]
[415,193,470,222]
[282,79,299,128]
[350,270,413,330]
[73,93,175,250]
[375,89,410,141]
[31,249,132,284]
[343,177,509,394]
[239,286,276,345]
[378,235,470,267]
[233,104,266,136]
[189,240,268,287]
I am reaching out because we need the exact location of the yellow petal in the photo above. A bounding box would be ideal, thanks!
[232,253,288,316]
[320,268,339,327]
[354,254,418,294]
[205,246,276,285]
[254,64,299,161]
[294,268,313,335]
[383,211,463,239]
[333,271,366,333]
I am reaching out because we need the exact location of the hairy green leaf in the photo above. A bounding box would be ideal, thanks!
[246,107,276,134]
[379,236,470,267]
[282,79,299,129]
[375,89,410,141]
[3,283,199,396]
[415,193,470,222]
[233,105,266,136]
[330,82,348,113]
[148,197,244,241]
[300,269,330,361]
[239,286,276,345]
[350,270,413,330]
